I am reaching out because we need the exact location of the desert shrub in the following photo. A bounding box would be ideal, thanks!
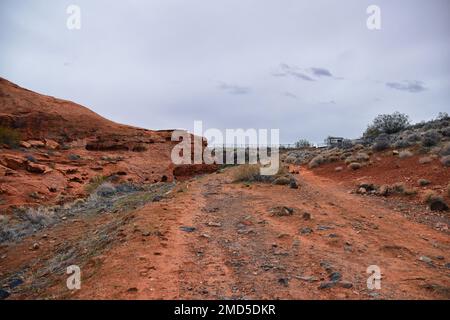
[295,139,311,148]
[423,193,448,211]
[0,126,21,148]
[328,155,339,162]
[348,162,362,170]
[440,143,450,156]
[423,190,438,203]
[308,155,325,169]
[364,112,410,139]
[399,150,413,158]
[391,183,405,194]
[422,129,441,147]
[437,112,449,120]
[441,155,450,167]
[96,182,117,197]
[403,188,418,196]
[441,127,450,137]
[85,175,108,194]
[418,179,431,187]
[355,152,370,162]
[17,207,55,226]
[394,139,411,148]
[372,134,391,151]
[406,133,421,143]
[345,156,356,165]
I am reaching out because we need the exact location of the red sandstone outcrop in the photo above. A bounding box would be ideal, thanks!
[0,77,215,213]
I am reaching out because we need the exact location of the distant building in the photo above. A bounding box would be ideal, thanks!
[324,136,344,148]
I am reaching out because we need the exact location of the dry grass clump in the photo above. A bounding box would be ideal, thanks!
[233,164,260,182]
[422,190,438,203]
[422,190,449,211]
[85,175,108,194]
[418,179,431,187]
[355,152,370,162]
[399,150,414,158]
[378,183,417,196]
[308,155,325,169]
[233,161,288,183]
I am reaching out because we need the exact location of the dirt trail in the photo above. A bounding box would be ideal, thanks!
[1,167,449,299]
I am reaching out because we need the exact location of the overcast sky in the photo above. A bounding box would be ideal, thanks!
[1,0,449,144]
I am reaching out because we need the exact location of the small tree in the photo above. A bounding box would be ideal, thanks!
[295,139,311,148]
[364,112,410,139]
[437,112,449,120]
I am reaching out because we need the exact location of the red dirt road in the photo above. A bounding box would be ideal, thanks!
[1,167,449,299]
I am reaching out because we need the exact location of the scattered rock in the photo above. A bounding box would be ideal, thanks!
[27,140,45,148]
[328,233,339,238]
[272,177,291,185]
[180,226,196,233]
[278,278,289,287]
[206,222,222,227]
[44,139,60,150]
[338,281,353,289]
[152,195,162,202]
[419,256,433,264]
[0,154,26,170]
[357,187,367,195]
[317,225,334,231]
[329,272,342,282]
[0,289,10,300]
[270,206,294,217]
[295,275,318,282]
[26,162,50,174]
[19,141,31,148]
[289,180,299,189]
[302,212,312,221]
[300,227,313,235]
[8,278,23,289]
[31,242,40,250]
[318,281,336,289]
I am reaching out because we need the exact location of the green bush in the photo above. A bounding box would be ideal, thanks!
[0,126,21,148]
[364,112,410,139]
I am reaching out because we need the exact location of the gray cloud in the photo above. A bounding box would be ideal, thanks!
[0,0,449,144]
[310,67,333,77]
[218,82,251,95]
[275,64,315,81]
[283,92,298,99]
[275,64,340,81]
[386,80,427,93]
